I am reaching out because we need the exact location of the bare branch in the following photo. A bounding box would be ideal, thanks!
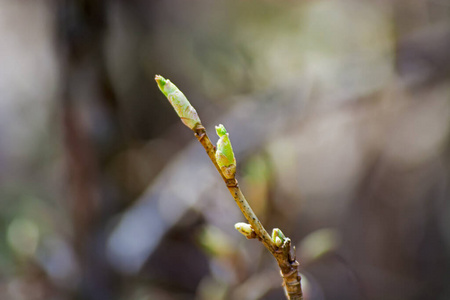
[156,75,303,300]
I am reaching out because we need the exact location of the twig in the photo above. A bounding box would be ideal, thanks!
[155,75,303,300]
[194,126,274,250]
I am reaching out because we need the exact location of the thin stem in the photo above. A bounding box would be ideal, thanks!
[156,74,302,299]
[226,182,275,252]
[193,126,227,181]
[193,127,274,250]
[193,126,303,300]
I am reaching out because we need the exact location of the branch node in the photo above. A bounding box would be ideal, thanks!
[285,281,301,287]
[194,126,206,140]
[280,268,299,279]
[226,178,238,188]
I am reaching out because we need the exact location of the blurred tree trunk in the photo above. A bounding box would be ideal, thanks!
[57,1,123,299]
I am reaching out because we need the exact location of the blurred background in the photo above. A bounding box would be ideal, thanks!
[1,0,450,299]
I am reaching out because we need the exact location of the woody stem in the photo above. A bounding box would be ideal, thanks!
[192,125,303,300]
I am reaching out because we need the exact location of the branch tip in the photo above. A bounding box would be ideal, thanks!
[155,74,201,130]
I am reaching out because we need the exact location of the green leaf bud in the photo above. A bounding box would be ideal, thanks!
[216,124,227,136]
[155,75,201,130]
[215,124,236,179]
[274,236,283,247]
[272,228,286,247]
[234,222,253,237]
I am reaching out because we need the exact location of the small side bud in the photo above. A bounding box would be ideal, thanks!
[155,75,201,130]
[274,236,283,247]
[234,222,255,239]
[272,228,286,247]
[215,124,236,179]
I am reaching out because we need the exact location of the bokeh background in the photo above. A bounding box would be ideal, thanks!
[1,0,450,299]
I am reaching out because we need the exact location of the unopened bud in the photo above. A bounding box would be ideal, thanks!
[155,75,201,130]
[234,222,255,239]
[272,228,286,247]
[274,236,283,247]
[215,124,236,179]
